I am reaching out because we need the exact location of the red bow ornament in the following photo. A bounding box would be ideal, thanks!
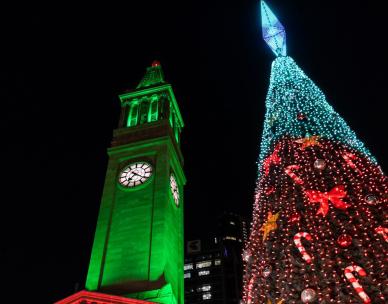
[263,144,282,176]
[305,185,350,217]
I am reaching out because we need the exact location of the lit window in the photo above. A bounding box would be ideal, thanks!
[202,292,212,300]
[148,97,158,122]
[127,102,139,127]
[184,272,191,279]
[196,260,212,269]
[184,263,193,271]
[223,236,237,241]
[139,100,150,124]
[214,259,221,266]
[198,270,210,276]
[197,284,211,292]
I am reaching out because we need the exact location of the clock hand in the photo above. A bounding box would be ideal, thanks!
[127,172,140,181]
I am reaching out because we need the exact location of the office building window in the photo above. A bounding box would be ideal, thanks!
[197,284,211,292]
[223,236,237,241]
[184,272,191,279]
[198,270,210,276]
[196,260,212,269]
[202,292,212,300]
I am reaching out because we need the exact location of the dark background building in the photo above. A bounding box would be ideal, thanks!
[184,212,247,303]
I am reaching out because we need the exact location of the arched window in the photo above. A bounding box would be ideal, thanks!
[127,101,139,127]
[139,98,150,125]
[148,96,159,122]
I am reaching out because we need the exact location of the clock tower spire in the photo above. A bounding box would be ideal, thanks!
[79,61,185,304]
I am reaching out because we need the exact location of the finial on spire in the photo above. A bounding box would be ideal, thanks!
[136,60,165,89]
[151,60,161,67]
[261,1,287,57]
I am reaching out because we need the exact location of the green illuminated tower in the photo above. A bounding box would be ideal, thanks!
[85,60,185,304]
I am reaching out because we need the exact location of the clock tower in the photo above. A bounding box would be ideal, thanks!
[76,61,185,304]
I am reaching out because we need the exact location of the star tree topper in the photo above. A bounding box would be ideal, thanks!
[261,0,287,57]
[261,211,280,242]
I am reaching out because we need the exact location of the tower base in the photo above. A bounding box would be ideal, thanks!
[125,283,177,304]
[55,290,154,304]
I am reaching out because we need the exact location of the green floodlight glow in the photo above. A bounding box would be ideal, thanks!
[261,0,287,57]
[257,56,375,173]
[137,60,165,89]
[85,60,185,304]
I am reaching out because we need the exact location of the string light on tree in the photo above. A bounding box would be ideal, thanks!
[242,2,387,303]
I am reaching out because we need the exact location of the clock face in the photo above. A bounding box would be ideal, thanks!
[118,162,153,188]
[170,173,179,207]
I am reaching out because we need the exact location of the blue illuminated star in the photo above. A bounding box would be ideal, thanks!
[261,1,287,57]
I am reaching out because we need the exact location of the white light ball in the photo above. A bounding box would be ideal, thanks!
[313,159,326,170]
[301,288,317,303]
[242,249,253,263]
[365,194,378,205]
[262,266,272,278]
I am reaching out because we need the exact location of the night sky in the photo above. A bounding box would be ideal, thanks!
[1,1,387,303]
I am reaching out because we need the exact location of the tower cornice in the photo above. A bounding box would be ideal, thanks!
[119,84,184,129]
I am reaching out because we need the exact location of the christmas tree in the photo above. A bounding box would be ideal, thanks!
[242,2,387,303]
